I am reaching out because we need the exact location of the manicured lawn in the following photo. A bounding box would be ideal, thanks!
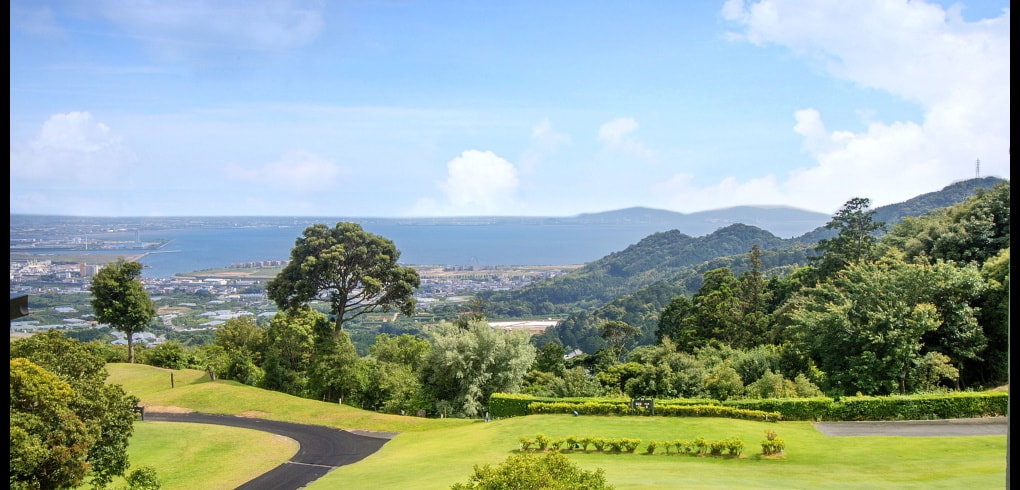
[106,364,1007,489]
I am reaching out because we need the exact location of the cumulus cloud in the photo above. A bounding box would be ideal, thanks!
[10,111,136,186]
[224,149,342,191]
[711,0,1010,211]
[431,150,520,214]
[598,117,656,162]
[518,119,572,175]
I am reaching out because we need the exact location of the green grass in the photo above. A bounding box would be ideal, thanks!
[106,364,1008,489]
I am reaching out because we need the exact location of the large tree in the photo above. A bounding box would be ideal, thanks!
[267,222,421,334]
[10,358,92,490]
[10,330,139,489]
[421,320,536,418]
[811,197,886,280]
[89,259,157,364]
[787,254,983,395]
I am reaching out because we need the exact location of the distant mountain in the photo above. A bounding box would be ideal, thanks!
[571,205,829,239]
[483,177,1008,320]
[794,176,1008,245]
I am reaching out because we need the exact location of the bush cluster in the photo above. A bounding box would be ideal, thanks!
[519,434,642,454]
[647,437,745,457]
[517,433,775,458]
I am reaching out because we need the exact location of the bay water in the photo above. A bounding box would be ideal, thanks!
[109,222,671,279]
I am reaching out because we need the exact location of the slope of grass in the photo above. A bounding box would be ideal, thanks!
[107,363,1007,489]
[100,422,297,490]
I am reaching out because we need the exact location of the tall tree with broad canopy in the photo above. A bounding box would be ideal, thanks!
[421,320,536,418]
[811,197,886,280]
[267,222,421,334]
[89,259,156,364]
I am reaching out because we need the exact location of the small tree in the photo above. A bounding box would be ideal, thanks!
[89,259,156,364]
[267,222,420,335]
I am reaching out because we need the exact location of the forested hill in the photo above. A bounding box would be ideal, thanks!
[793,176,1007,245]
[478,223,790,314]
[480,177,1007,320]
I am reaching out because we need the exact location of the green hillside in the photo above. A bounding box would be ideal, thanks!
[106,363,1007,490]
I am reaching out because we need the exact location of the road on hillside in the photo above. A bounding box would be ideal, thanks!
[143,412,396,490]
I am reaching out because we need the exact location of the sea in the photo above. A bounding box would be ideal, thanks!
[85,222,673,279]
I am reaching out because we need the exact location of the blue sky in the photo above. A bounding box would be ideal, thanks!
[10,1,1010,217]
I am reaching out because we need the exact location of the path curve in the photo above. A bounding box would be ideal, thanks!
[814,416,1008,437]
[143,412,396,489]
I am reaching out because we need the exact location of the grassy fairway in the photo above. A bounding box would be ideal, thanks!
[106,364,1007,489]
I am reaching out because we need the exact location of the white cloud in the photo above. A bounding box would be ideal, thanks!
[224,149,342,191]
[425,150,520,214]
[10,111,136,186]
[93,0,326,59]
[519,119,572,175]
[711,0,1009,211]
[597,117,656,162]
[655,172,786,212]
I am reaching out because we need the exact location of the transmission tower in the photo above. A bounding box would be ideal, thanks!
[975,159,980,178]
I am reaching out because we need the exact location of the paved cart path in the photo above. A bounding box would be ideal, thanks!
[814,416,1008,437]
[144,411,396,490]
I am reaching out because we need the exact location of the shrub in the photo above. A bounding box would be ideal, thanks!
[519,437,534,451]
[761,431,785,456]
[451,452,613,490]
[692,437,708,456]
[622,438,642,453]
[725,438,744,456]
[535,434,550,451]
[645,441,658,454]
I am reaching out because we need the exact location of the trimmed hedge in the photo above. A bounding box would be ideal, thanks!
[491,391,1008,421]
[723,397,836,421]
[825,391,1009,421]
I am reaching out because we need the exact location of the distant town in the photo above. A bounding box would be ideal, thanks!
[10,257,579,342]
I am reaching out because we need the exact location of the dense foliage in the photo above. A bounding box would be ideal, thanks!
[267,222,420,334]
[10,330,141,489]
[89,259,157,363]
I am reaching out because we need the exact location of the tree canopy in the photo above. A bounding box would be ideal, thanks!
[10,330,139,489]
[89,259,156,363]
[267,222,421,334]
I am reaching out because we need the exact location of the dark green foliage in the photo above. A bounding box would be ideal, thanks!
[481,223,788,317]
[810,197,886,279]
[89,259,157,363]
[10,357,92,490]
[123,466,161,490]
[267,222,420,334]
[140,340,197,370]
[10,331,139,489]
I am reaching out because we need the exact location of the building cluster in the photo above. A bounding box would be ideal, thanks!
[10,259,565,339]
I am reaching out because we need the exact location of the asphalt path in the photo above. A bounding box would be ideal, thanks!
[813,416,1008,437]
[143,412,395,490]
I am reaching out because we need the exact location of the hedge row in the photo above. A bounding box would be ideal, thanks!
[528,401,780,422]
[491,391,1008,421]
